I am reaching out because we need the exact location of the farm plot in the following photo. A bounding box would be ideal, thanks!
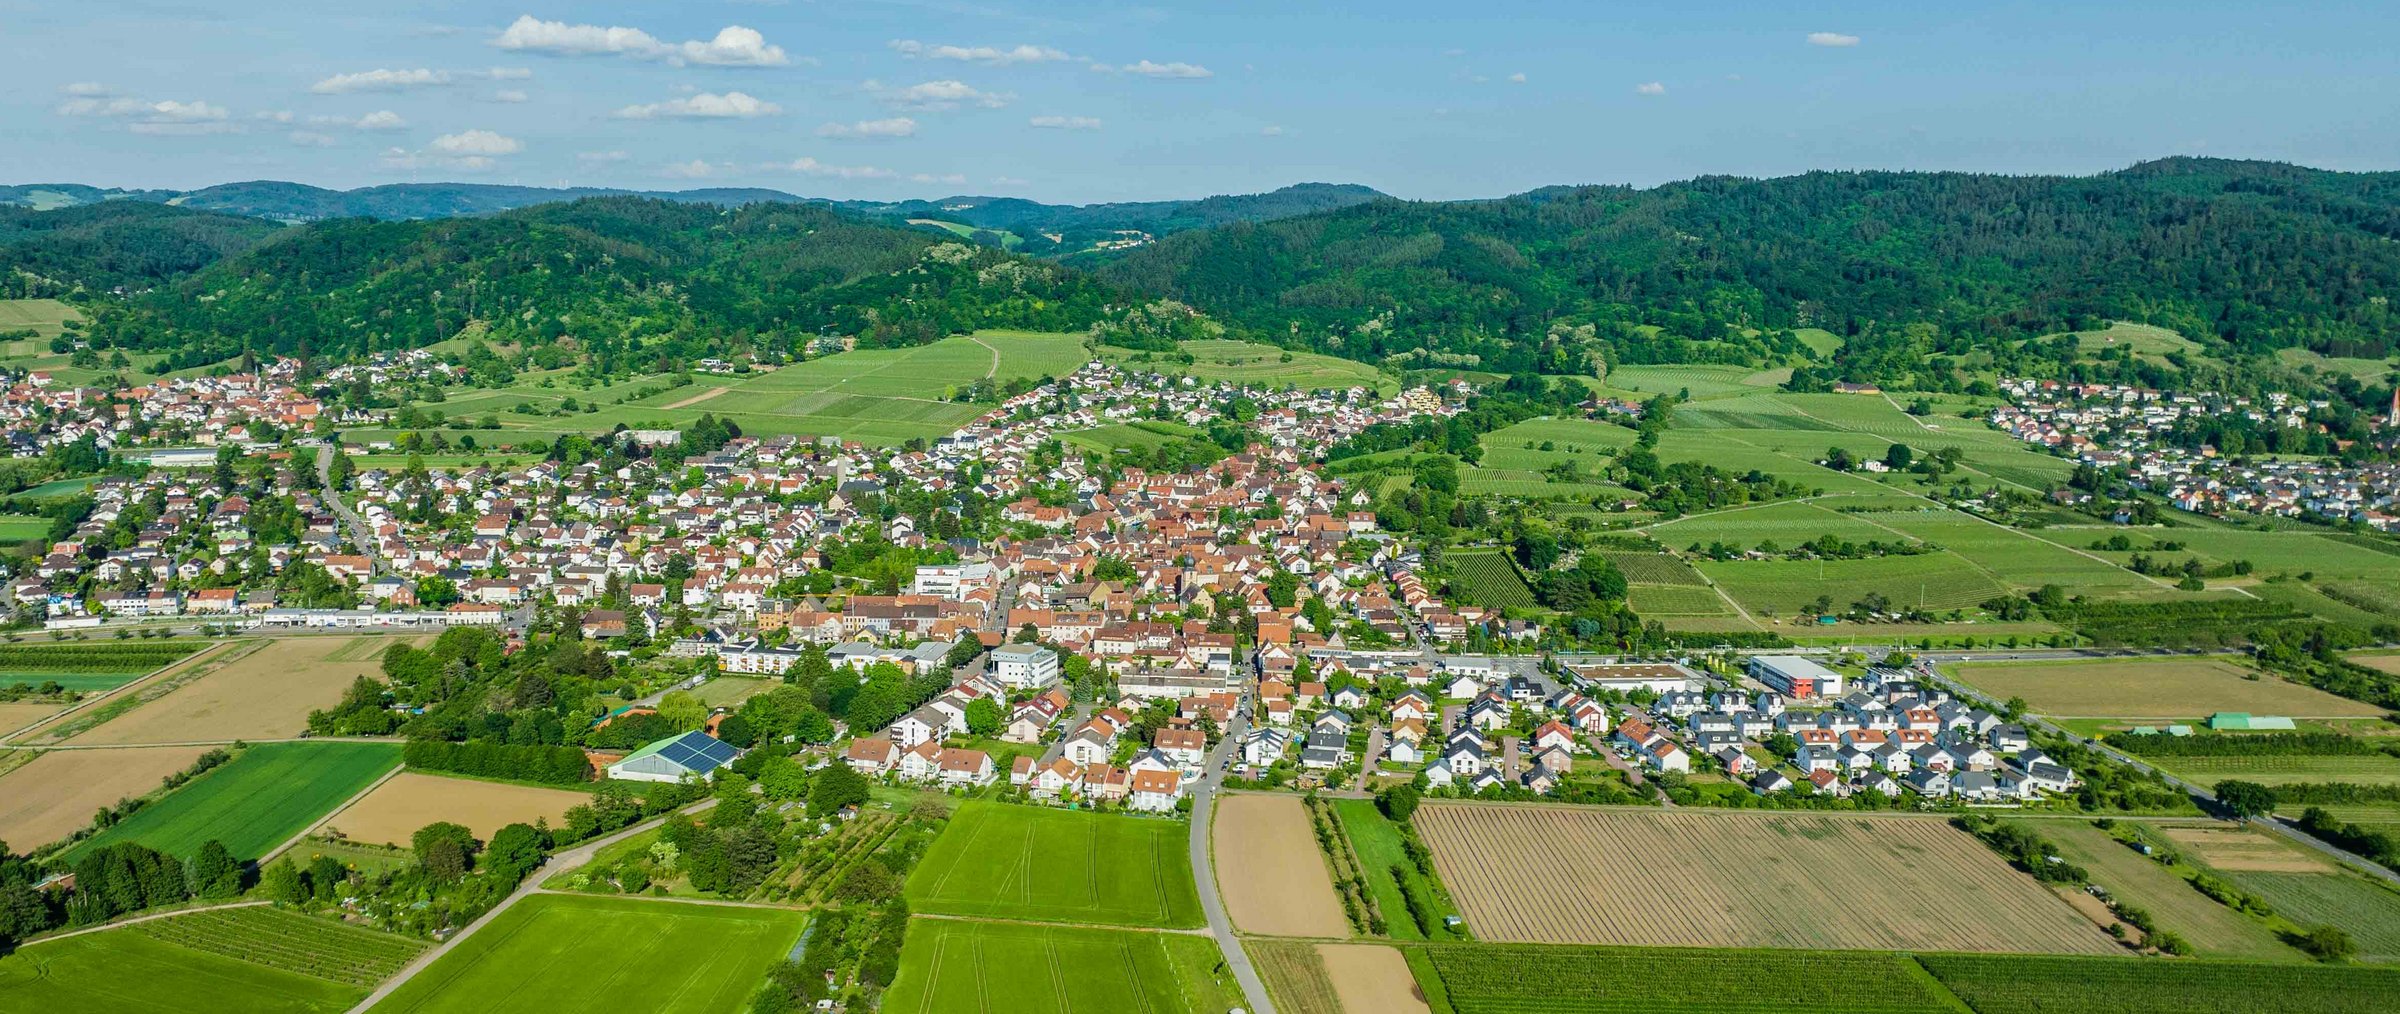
[1214,793,1350,938]
[1419,944,1947,1014]
[1650,500,1897,546]
[1102,338,1390,391]
[2034,820,2295,960]
[1867,509,2157,593]
[323,772,587,847]
[0,297,81,339]
[1651,432,1893,494]
[67,637,400,745]
[0,912,370,1014]
[1698,551,2010,617]
[2150,754,2400,787]
[63,741,398,862]
[1608,365,1766,401]
[1918,953,2400,1014]
[1413,803,2117,954]
[1318,944,1431,1014]
[1333,798,1463,942]
[1950,657,2385,720]
[0,640,209,694]
[130,906,426,987]
[0,745,209,851]
[883,918,1241,1014]
[368,894,805,1014]
[0,700,66,737]
[1447,551,1538,610]
[1598,551,1706,586]
[1064,419,1201,456]
[1248,940,1342,1014]
[1627,584,1734,617]
[905,801,1202,928]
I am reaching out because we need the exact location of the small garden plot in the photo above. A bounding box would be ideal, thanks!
[1950,657,2386,720]
[905,801,1202,928]
[883,918,1241,1014]
[367,894,805,1014]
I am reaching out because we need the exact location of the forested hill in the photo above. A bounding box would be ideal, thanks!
[1096,158,2400,377]
[0,202,282,298]
[82,197,1120,370]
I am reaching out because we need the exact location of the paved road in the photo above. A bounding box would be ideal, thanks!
[1187,709,1277,1014]
[316,443,390,577]
[344,796,719,1013]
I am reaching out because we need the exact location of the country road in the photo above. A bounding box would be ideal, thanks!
[1188,709,1277,1014]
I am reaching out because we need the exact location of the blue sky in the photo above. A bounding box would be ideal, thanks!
[7,1,2397,203]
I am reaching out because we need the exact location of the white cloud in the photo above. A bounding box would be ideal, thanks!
[660,160,719,179]
[1635,81,1666,96]
[349,110,409,130]
[577,149,630,163]
[615,91,781,119]
[1807,32,1861,47]
[288,130,338,147]
[1028,115,1101,130]
[492,89,529,103]
[492,16,790,67]
[1508,72,1527,83]
[784,156,897,180]
[386,128,522,171]
[1118,60,1211,78]
[57,95,236,134]
[889,40,1070,65]
[1260,125,1290,136]
[61,82,111,97]
[817,117,918,138]
[312,67,528,93]
[868,79,1011,110]
[911,172,967,185]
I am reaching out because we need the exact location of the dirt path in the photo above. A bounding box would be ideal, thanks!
[966,333,1001,378]
[12,900,269,948]
[660,386,730,410]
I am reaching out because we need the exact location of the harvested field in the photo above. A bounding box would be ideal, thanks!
[2158,824,2332,873]
[1318,944,1431,1014]
[1951,657,2384,719]
[0,745,209,851]
[0,701,65,737]
[1214,793,1349,937]
[70,637,406,745]
[1414,803,2118,954]
[323,772,585,846]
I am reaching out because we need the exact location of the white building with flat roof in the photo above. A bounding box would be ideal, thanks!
[1748,656,1845,698]
[991,643,1061,689]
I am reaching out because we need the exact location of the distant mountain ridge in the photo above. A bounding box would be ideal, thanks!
[0,180,1391,255]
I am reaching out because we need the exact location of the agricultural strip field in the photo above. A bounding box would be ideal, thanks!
[0,701,66,737]
[0,297,82,338]
[0,908,387,1014]
[1697,551,2011,617]
[1213,793,1350,938]
[66,637,402,745]
[1063,420,1201,456]
[1413,803,2118,954]
[368,894,805,1014]
[1446,550,1537,610]
[0,640,209,694]
[2148,754,2400,788]
[882,918,1242,1014]
[1099,338,1390,392]
[1917,952,2400,1014]
[61,741,400,862]
[1416,943,1953,1014]
[1627,584,1736,617]
[0,744,209,851]
[905,800,1202,928]
[2030,820,2295,960]
[1949,657,2386,719]
[1248,940,1341,1014]
[1333,798,1462,941]
[602,331,1092,445]
[0,515,49,541]
[1598,551,1707,586]
[322,771,587,847]
[1318,944,1432,1014]
[2144,823,2400,961]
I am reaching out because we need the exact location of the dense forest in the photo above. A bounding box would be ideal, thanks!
[1100,158,2400,377]
[0,202,281,298]
[77,197,1122,368]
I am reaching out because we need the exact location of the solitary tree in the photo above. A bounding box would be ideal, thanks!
[2213,780,2278,821]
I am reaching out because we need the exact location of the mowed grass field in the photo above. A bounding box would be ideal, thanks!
[1099,338,1391,392]
[599,330,1092,445]
[0,298,81,339]
[0,905,419,1014]
[905,801,1202,928]
[1950,657,2387,719]
[1062,419,1201,456]
[1414,803,2117,954]
[1698,551,2011,617]
[882,918,1242,1014]
[61,741,399,862]
[1418,944,1954,1014]
[368,894,805,1014]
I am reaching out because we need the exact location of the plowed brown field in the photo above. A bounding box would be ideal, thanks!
[1213,793,1348,937]
[322,772,586,846]
[71,637,410,745]
[0,745,210,850]
[1414,803,2119,954]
